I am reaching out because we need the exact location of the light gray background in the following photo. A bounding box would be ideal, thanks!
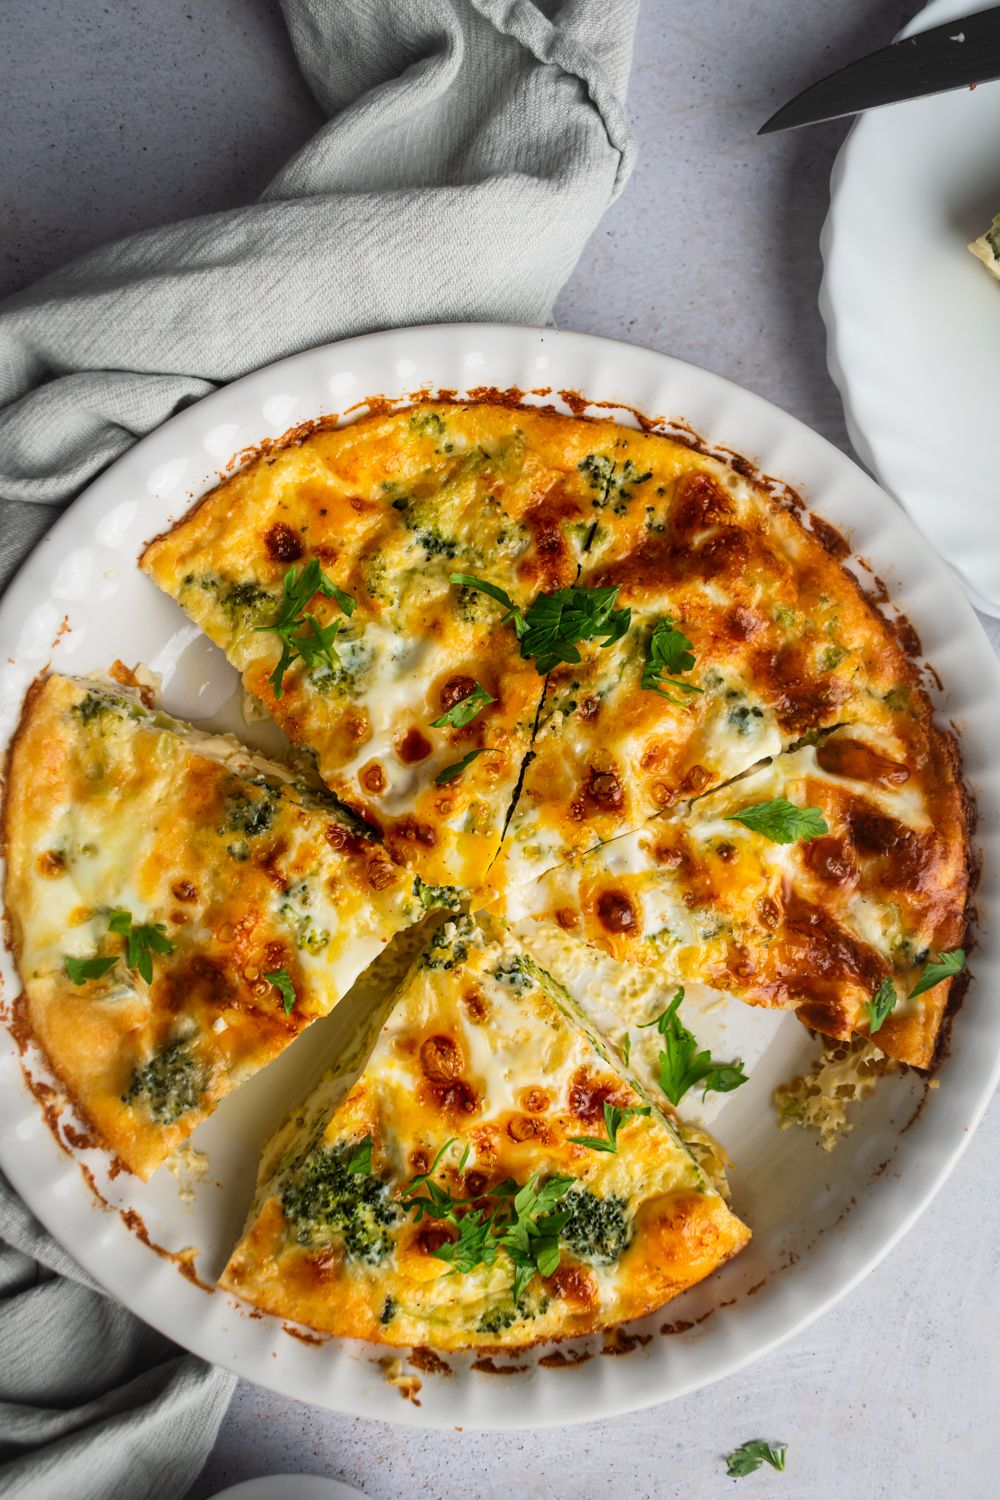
[4,2,999,1496]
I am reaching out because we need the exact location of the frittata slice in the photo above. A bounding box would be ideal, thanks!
[501,723,969,1068]
[492,436,927,890]
[2,673,427,1178]
[219,914,749,1349]
[139,405,596,893]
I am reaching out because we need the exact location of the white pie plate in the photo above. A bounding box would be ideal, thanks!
[821,0,1000,617]
[0,323,997,1430]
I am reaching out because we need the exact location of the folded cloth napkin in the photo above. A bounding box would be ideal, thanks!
[0,1,637,1495]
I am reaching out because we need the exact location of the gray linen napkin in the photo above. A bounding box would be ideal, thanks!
[0,1,637,1495]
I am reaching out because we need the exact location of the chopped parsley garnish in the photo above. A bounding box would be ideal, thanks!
[725,1440,788,1478]
[568,1101,650,1154]
[867,950,965,1035]
[401,1143,576,1303]
[867,976,897,1034]
[430,681,495,729]
[435,747,488,784]
[450,574,631,675]
[639,988,748,1106]
[64,955,118,985]
[347,1136,373,1175]
[621,1033,631,1066]
[265,967,297,1015]
[908,948,965,999]
[107,908,175,984]
[255,557,355,698]
[641,617,703,704]
[725,799,829,845]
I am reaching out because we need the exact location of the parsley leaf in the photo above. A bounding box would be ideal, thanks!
[435,747,488,784]
[568,1100,650,1154]
[621,1032,631,1066]
[908,948,966,1000]
[518,585,631,674]
[347,1136,373,1176]
[641,617,703,704]
[725,1440,787,1477]
[107,908,175,984]
[866,976,897,1034]
[450,574,631,676]
[640,988,749,1106]
[725,799,829,845]
[64,954,118,985]
[449,574,526,635]
[430,681,495,729]
[255,558,355,698]
[265,967,297,1015]
[401,1148,576,1302]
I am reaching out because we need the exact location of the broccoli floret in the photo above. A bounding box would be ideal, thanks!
[409,410,446,436]
[413,876,463,913]
[420,918,474,972]
[281,1142,401,1264]
[476,1305,519,1336]
[225,791,276,838]
[71,689,141,728]
[218,580,275,630]
[493,954,535,993]
[123,1038,209,1124]
[380,1296,397,1325]
[279,879,330,955]
[561,1189,632,1265]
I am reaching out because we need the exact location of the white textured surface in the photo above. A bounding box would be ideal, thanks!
[3,0,1000,1495]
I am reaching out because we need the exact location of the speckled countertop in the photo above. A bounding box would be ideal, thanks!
[3,2,999,1496]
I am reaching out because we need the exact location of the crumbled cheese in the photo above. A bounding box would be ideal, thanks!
[212,1016,228,1034]
[773,1036,896,1151]
[166,1143,210,1204]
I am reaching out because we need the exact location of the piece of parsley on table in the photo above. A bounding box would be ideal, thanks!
[725,1440,788,1477]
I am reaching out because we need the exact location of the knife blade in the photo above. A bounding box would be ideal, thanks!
[759,6,1000,134]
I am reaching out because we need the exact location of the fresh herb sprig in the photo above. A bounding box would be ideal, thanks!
[568,1100,650,1155]
[725,1440,788,1478]
[399,1141,576,1303]
[641,618,703,705]
[107,909,175,984]
[639,988,748,1106]
[866,948,966,1035]
[265,966,297,1015]
[450,574,631,675]
[435,747,489,784]
[725,799,829,845]
[430,681,495,729]
[66,909,175,986]
[256,558,355,698]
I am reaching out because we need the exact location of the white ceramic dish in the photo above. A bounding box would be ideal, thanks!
[821,0,1000,617]
[0,324,997,1430]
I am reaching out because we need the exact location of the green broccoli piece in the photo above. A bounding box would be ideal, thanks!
[281,1142,401,1264]
[122,1038,209,1124]
[560,1189,632,1265]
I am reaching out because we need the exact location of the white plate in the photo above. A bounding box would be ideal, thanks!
[821,0,1000,617]
[1,324,998,1430]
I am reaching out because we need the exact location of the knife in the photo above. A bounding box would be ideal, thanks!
[759,6,1000,133]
